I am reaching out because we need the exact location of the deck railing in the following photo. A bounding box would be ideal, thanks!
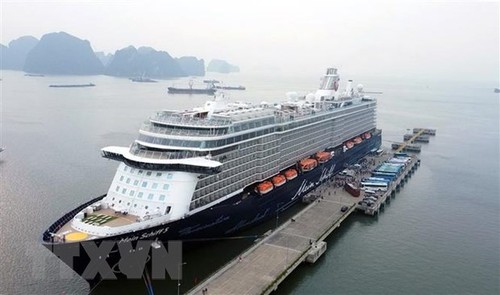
[151,112,232,128]
[41,195,106,243]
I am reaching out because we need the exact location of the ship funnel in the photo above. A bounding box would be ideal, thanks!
[315,67,339,99]
[319,68,340,91]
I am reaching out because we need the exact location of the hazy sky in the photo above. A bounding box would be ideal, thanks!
[1,0,498,82]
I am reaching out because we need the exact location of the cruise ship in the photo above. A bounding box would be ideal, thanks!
[42,68,382,283]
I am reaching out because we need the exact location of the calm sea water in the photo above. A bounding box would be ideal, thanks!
[0,70,498,295]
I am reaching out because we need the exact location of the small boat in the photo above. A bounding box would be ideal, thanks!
[299,158,318,172]
[256,181,274,194]
[271,175,286,187]
[0,147,4,153]
[130,77,157,83]
[284,169,298,180]
[203,79,220,84]
[214,85,246,90]
[363,132,371,139]
[345,141,354,149]
[353,137,363,144]
[49,83,95,88]
[25,73,45,77]
[315,151,332,163]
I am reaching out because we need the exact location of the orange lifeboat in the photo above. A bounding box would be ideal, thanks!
[315,151,332,163]
[299,158,318,172]
[345,141,354,149]
[257,181,274,194]
[284,169,298,180]
[363,132,371,139]
[271,175,286,187]
[353,137,362,144]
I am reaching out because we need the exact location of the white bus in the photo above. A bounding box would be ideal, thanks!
[361,181,388,192]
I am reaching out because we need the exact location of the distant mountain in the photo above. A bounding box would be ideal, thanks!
[3,31,239,77]
[207,59,239,73]
[175,56,205,76]
[0,36,39,70]
[24,32,103,75]
[105,46,184,78]
[95,51,113,67]
[0,44,7,68]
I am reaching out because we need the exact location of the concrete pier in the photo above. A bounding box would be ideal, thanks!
[187,178,358,295]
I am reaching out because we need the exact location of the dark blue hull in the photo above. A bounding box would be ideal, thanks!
[42,132,382,282]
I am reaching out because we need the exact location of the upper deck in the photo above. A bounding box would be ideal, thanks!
[151,110,232,129]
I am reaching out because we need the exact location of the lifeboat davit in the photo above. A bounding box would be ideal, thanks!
[257,181,274,194]
[353,137,362,144]
[271,175,286,187]
[315,151,332,163]
[284,169,298,180]
[299,158,318,172]
[363,132,371,139]
[345,141,354,149]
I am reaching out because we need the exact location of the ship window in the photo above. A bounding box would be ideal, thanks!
[159,195,166,201]
[119,200,122,203]
[138,170,143,175]
[126,178,131,184]
[167,173,173,179]
[134,204,137,207]
[138,192,143,198]
[145,206,149,209]
[146,171,152,176]
[120,176,124,181]
[156,172,162,177]
[166,206,171,213]
[112,197,115,200]
[127,202,130,206]
[152,183,158,189]
[142,181,148,187]
[115,186,120,192]
[124,166,128,172]
[134,180,139,185]
[130,168,135,174]
[122,188,127,194]
[129,190,135,196]
[148,194,154,200]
